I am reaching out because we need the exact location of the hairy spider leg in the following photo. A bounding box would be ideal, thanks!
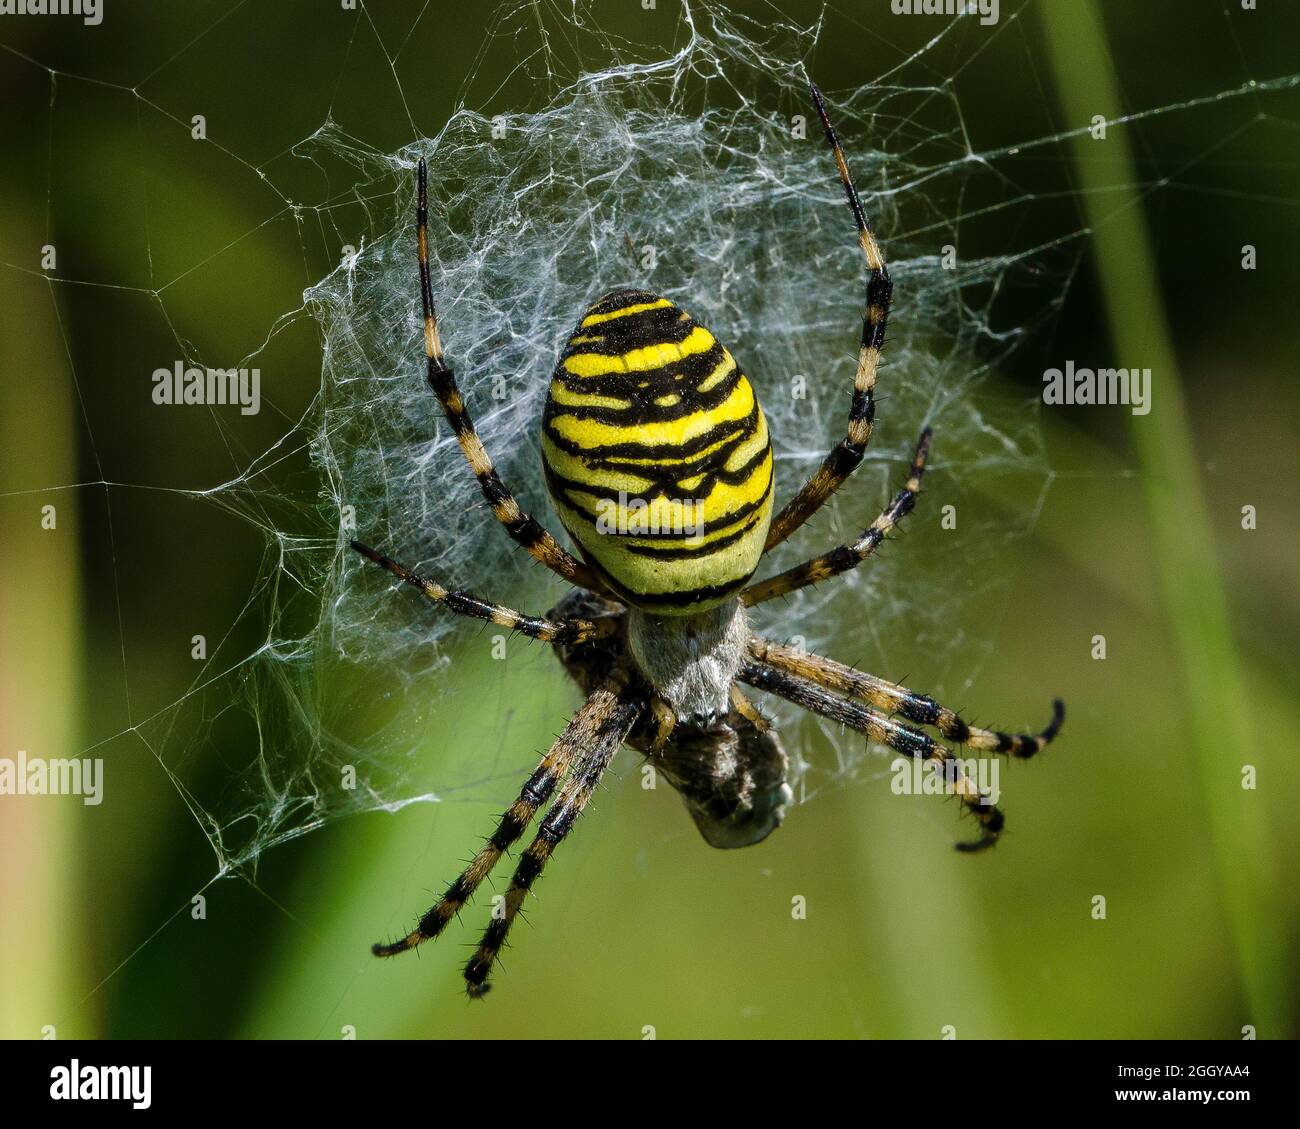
[741,659,1008,852]
[764,83,894,550]
[414,158,609,595]
[745,428,929,606]
[373,675,635,959]
[350,540,616,645]
[462,684,640,996]
[748,637,1065,757]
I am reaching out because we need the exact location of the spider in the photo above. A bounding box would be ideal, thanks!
[352,84,1064,998]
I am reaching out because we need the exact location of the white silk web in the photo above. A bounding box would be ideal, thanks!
[7,0,1293,890]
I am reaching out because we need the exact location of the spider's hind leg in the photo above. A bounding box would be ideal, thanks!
[412,159,608,596]
[764,83,894,551]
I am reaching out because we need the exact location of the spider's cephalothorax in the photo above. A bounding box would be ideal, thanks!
[351,84,1066,999]
[548,587,791,851]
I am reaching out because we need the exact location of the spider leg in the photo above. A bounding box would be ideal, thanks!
[744,428,929,606]
[372,674,635,959]
[351,540,618,646]
[748,637,1065,758]
[729,684,773,732]
[738,658,1007,852]
[414,158,608,595]
[463,685,640,997]
[764,83,893,552]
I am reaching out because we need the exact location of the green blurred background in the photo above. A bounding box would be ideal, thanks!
[1,0,1297,1039]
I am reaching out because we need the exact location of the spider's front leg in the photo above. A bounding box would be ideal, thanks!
[462,676,640,997]
[371,672,638,990]
[749,637,1065,759]
[739,657,1032,852]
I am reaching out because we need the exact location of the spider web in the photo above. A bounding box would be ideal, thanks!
[3,0,1294,945]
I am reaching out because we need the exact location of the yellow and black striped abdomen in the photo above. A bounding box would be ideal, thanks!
[542,289,774,614]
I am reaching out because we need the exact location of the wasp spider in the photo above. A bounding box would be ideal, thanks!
[353,84,1065,998]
